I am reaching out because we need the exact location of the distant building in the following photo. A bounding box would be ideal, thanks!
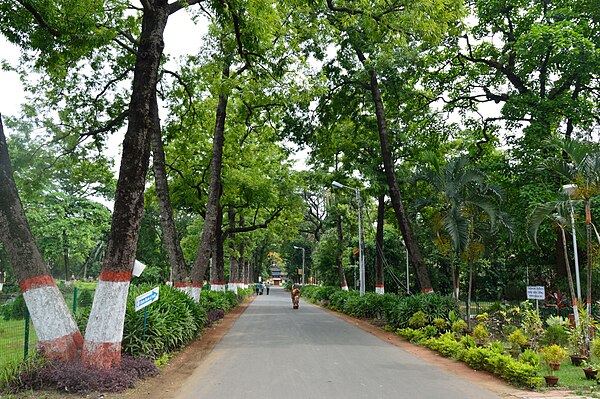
[269,266,288,286]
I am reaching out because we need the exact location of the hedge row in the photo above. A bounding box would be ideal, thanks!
[300,286,458,328]
[76,285,253,360]
[399,329,543,388]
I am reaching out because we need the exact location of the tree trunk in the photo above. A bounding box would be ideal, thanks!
[0,114,82,361]
[452,252,460,300]
[586,199,592,351]
[561,228,580,328]
[355,48,433,292]
[375,195,385,294]
[467,260,474,330]
[191,65,229,300]
[336,214,349,290]
[228,206,240,293]
[82,1,170,369]
[211,205,226,291]
[151,110,188,293]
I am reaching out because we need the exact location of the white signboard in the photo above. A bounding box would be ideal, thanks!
[135,286,160,311]
[526,286,545,300]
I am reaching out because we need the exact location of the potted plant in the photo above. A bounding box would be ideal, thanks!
[541,344,568,386]
[568,318,589,365]
[582,361,599,380]
[582,337,600,380]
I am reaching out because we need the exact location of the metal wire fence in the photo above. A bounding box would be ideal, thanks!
[0,283,96,371]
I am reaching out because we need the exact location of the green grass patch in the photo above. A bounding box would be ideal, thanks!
[0,319,38,371]
[550,362,600,390]
[74,282,97,290]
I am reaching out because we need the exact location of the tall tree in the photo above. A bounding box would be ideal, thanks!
[151,104,188,291]
[301,0,464,292]
[0,114,82,361]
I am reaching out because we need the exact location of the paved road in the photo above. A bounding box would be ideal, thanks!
[174,286,501,399]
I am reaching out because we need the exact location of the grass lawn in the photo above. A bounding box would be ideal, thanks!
[0,318,38,370]
[538,360,600,398]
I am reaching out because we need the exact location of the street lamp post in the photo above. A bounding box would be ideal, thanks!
[293,246,305,285]
[332,181,365,296]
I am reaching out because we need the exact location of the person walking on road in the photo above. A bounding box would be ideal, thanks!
[266,283,270,295]
[291,284,300,309]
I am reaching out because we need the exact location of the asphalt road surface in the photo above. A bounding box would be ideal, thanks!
[174,286,502,399]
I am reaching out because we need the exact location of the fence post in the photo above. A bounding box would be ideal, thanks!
[24,307,30,360]
[73,286,78,315]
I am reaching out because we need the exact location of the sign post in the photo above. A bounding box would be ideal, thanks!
[526,286,545,316]
[135,287,160,341]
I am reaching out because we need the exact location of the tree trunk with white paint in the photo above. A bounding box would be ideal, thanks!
[375,195,385,294]
[211,205,226,292]
[228,207,241,293]
[82,0,170,368]
[0,114,83,362]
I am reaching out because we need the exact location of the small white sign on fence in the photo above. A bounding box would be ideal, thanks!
[526,286,545,300]
[135,286,160,312]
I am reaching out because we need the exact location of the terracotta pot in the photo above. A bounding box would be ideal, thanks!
[544,375,559,387]
[549,362,561,371]
[571,355,588,366]
[583,367,598,380]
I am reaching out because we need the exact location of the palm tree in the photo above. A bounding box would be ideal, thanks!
[419,156,505,325]
[529,199,581,328]
[546,139,600,329]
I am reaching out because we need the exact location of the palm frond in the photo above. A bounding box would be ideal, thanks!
[443,207,469,253]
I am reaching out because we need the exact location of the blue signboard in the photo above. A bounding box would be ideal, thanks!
[135,286,160,311]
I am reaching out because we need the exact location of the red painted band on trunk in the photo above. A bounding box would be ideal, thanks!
[340,284,348,287]
[587,298,592,304]
[37,330,83,362]
[81,341,123,369]
[174,282,189,288]
[191,283,203,288]
[376,284,385,288]
[19,275,55,292]
[99,271,132,282]
[211,281,225,285]
[421,287,434,293]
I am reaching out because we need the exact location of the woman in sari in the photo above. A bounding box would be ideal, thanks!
[291,284,300,309]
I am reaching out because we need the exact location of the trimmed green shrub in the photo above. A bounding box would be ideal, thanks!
[328,290,349,311]
[421,333,542,388]
[519,349,540,368]
[408,311,428,328]
[451,319,468,335]
[432,318,448,331]
[472,324,490,346]
[200,290,237,313]
[385,293,457,329]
